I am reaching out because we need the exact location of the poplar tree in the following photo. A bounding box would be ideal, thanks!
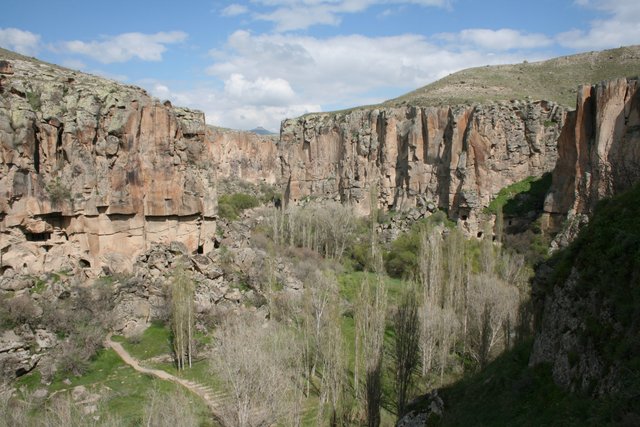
[171,265,195,370]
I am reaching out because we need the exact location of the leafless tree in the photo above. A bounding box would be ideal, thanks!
[354,275,387,426]
[170,265,195,370]
[467,273,520,367]
[210,313,303,427]
[142,387,199,427]
[394,285,420,417]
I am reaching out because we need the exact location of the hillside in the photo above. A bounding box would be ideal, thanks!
[385,45,640,108]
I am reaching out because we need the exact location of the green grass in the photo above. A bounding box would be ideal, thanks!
[40,342,217,426]
[432,340,632,426]
[120,321,172,360]
[338,270,406,305]
[486,173,552,216]
[15,370,42,391]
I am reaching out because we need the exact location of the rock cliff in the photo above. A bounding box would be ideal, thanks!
[531,77,640,396]
[279,101,565,233]
[207,126,279,186]
[543,77,640,221]
[0,55,217,275]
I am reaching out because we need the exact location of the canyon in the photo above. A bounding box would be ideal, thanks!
[0,50,569,277]
[1,46,640,417]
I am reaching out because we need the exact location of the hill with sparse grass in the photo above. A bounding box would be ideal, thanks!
[384,45,640,108]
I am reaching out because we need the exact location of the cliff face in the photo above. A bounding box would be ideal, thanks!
[207,126,279,186]
[531,78,640,396]
[279,101,565,232]
[0,57,216,275]
[544,78,640,220]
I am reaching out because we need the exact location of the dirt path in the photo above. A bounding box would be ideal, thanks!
[105,334,225,423]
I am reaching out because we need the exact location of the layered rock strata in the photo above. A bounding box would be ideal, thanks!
[0,57,216,275]
[279,102,565,233]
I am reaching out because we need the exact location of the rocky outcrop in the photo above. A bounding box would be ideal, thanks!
[0,56,217,275]
[279,101,565,234]
[208,126,279,186]
[543,78,640,225]
[531,78,640,396]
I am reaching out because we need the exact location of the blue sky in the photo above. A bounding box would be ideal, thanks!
[1,0,639,131]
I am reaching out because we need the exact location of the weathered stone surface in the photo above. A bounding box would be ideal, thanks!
[532,78,640,397]
[0,54,217,274]
[208,126,279,186]
[543,78,640,223]
[279,102,564,234]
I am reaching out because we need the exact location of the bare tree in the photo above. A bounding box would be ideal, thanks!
[354,275,388,427]
[467,273,520,367]
[394,285,420,417]
[210,313,303,427]
[170,265,195,370]
[143,387,199,427]
[318,306,348,427]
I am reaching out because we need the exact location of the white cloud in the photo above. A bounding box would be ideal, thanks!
[169,30,546,130]
[559,0,640,49]
[248,0,450,32]
[61,59,87,70]
[0,27,40,55]
[221,4,249,16]
[57,31,188,63]
[146,80,318,131]
[224,74,296,106]
[438,29,553,51]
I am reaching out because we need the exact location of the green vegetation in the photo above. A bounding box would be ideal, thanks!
[26,90,42,110]
[217,192,259,220]
[547,183,640,379]
[381,211,455,279]
[435,183,640,426]
[120,321,172,360]
[385,45,640,108]
[486,173,552,216]
[433,339,627,426]
[45,177,72,205]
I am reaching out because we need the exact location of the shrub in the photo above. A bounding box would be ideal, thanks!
[46,178,72,205]
[486,173,552,216]
[218,192,260,220]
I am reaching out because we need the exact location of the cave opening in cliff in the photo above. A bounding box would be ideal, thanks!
[197,244,204,254]
[79,258,91,268]
[25,232,51,242]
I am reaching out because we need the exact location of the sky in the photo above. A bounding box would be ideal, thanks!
[1,0,639,131]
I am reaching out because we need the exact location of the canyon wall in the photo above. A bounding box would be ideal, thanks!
[279,101,565,233]
[0,58,216,275]
[531,77,640,395]
[207,126,279,186]
[543,77,640,220]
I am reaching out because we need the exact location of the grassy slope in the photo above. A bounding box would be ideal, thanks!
[433,340,618,427]
[385,45,640,108]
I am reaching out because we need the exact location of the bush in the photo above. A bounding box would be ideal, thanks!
[46,178,72,205]
[218,193,260,220]
[486,173,552,216]
[384,225,422,279]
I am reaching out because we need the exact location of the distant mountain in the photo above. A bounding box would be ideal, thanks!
[250,126,276,135]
